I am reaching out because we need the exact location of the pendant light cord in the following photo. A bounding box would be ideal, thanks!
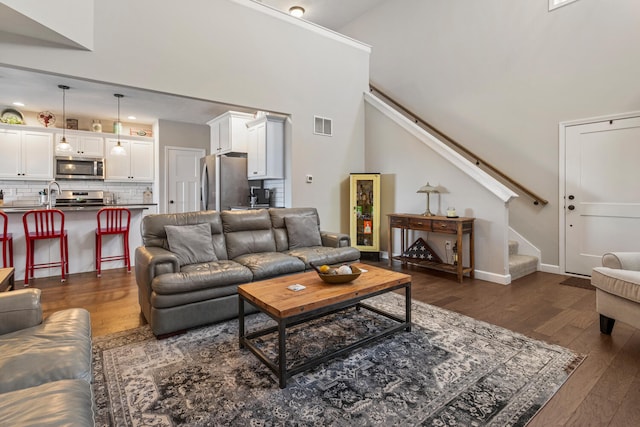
[58,85,70,141]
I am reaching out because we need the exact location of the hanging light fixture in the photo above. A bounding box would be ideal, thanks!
[110,93,126,156]
[57,85,73,153]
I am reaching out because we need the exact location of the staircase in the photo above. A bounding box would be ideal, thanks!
[509,240,538,281]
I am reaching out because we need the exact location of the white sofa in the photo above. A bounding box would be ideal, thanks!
[591,252,640,335]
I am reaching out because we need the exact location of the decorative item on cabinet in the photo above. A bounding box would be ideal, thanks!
[66,119,78,130]
[349,173,381,260]
[37,111,56,127]
[91,120,102,133]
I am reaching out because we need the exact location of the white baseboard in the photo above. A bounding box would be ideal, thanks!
[473,270,511,285]
[540,263,561,274]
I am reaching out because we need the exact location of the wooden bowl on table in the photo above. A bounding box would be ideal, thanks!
[311,263,362,284]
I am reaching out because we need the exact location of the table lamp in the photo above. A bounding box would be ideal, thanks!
[417,182,439,216]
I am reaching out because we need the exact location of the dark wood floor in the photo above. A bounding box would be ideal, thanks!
[26,262,640,427]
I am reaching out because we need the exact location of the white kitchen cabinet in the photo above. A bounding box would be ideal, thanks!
[105,138,154,182]
[246,115,285,180]
[55,133,104,158]
[0,127,53,180]
[207,111,253,155]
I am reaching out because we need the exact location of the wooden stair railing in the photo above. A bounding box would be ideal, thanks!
[369,83,548,206]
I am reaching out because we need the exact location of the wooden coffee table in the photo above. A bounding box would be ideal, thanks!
[238,263,411,388]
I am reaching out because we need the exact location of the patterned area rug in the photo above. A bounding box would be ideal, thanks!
[92,293,585,426]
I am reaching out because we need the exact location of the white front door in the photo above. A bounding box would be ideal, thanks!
[564,116,640,275]
[167,147,204,214]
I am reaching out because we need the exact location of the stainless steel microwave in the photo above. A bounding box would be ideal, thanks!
[55,157,105,180]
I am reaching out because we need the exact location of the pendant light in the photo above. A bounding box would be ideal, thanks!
[57,85,73,153]
[110,93,126,156]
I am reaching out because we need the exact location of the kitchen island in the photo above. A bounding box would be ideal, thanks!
[1,204,157,285]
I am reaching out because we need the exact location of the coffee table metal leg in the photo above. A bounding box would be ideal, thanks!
[405,283,412,332]
[278,320,287,388]
[238,296,245,349]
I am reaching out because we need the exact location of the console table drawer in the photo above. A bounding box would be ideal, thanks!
[390,216,408,228]
[408,218,431,231]
[431,220,458,233]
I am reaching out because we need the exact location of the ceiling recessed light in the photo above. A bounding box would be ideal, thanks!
[12,101,24,107]
[289,6,305,18]
[128,115,137,120]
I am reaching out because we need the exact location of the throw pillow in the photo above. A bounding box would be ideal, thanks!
[285,215,322,249]
[164,223,217,266]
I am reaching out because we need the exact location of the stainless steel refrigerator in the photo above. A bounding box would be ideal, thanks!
[200,154,250,211]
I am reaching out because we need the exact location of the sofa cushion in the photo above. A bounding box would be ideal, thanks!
[0,308,92,394]
[165,223,217,266]
[0,379,94,427]
[287,246,361,269]
[234,252,306,280]
[152,260,253,295]
[269,207,321,252]
[222,210,276,259]
[141,210,229,261]
[285,215,322,249]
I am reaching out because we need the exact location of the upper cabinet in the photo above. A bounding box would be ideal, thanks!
[0,127,53,180]
[55,133,104,158]
[207,111,254,155]
[105,138,154,182]
[246,115,285,180]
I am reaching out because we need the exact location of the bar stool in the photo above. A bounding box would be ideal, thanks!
[0,211,13,268]
[22,209,68,285]
[95,207,131,277]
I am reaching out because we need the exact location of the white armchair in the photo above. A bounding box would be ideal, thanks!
[591,252,640,334]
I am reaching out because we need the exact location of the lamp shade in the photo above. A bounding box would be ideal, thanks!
[417,183,438,194]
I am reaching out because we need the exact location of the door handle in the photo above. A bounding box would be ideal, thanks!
[169,200,175,204]
[568,205,575,210]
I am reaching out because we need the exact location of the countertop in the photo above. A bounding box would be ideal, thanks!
[230,205,283,210]
[0,203,157,213]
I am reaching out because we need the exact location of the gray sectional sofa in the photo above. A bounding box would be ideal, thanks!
[0,289,94,426]
[135,207,360,337]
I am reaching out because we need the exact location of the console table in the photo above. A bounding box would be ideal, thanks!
[388,213,474,283]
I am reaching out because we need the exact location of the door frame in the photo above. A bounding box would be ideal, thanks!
[164,146,206,213]
[558,109,640,275]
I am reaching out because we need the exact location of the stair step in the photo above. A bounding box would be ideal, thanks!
[508,240,519,255]
[509,254,538,281]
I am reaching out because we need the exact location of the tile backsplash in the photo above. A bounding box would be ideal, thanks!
[0,179,154,205]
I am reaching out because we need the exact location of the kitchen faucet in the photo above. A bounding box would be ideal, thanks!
[47,180,61,209]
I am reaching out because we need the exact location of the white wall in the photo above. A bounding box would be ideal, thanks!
[366,102,511,282]
[0,0,370,233]
[342,0,640,266]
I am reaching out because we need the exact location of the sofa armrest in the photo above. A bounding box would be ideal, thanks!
[321,231,351,248]
[602,252,640,271]
[135,246,180,292]
[0,289,43,336]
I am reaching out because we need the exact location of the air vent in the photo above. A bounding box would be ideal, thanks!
[314,116,333,136]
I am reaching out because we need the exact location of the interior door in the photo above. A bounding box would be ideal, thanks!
[565,116,640,275]
[167,147,204,214]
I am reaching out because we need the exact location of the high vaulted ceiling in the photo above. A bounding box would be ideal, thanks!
[0,0,383,127]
